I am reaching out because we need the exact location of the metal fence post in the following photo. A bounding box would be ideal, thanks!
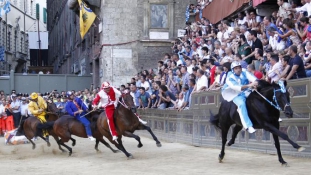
[10,70,14,91]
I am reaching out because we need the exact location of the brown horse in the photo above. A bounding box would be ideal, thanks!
[52,111,119,156]
[97,92,162,159]
[17,102,65,151]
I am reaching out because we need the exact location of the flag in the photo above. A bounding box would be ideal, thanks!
[0,0,11,17]
[78,0,96,39]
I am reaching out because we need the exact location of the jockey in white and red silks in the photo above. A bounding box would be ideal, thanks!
[92,82,121,142]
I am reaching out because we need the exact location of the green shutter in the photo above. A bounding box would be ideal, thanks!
[43,8,47,23]
[36,3,40,20]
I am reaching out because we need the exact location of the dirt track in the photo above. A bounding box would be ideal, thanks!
[0,136,310,175]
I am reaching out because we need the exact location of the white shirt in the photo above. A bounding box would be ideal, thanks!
[187,65,193,74]
[269,34,285,51]
[0,104,4,116]
[222,55,233,63]
[95,87,121,108]
[215,48,224,58]
[141,81,152,94]
[196,75,208,90]
[10,100,21,113]
[296,2,311,17]
[217,31,223,43]
[267,62,282,82]
[238,17,247,25]
[20,103,29,116]
[223,27,234,40]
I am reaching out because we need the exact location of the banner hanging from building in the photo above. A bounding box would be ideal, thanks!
[78,0,96,39]
[0,0,11,17]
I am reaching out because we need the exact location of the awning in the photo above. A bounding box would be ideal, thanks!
[199,0,250,24]
[253,0,267,7]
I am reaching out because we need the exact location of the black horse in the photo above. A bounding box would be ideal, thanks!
[210,80,305,166]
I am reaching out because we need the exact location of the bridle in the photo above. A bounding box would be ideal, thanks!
[118,96,129,109]
[253,88,290,112]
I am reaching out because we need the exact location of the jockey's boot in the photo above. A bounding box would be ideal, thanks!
[247,127,256,134]
[112,135,118,144]
[139,118,147,125]
[88,136,95,141]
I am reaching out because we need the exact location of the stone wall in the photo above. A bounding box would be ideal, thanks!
[99,0,196,86]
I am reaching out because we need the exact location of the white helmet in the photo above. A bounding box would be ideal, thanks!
[231,61,241,70]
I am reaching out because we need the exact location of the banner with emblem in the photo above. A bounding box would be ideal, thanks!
[78,0,96,39]
[0,0,11,17]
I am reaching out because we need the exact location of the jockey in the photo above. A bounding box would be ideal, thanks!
[92,82,121,142]
[28,92,49,141]
[65,91,95,141]
[221,61,258,133]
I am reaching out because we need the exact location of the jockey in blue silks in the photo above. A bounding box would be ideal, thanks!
[221,61,258,133]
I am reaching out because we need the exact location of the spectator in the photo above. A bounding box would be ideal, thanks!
[172,92,184,109]
[181,66,190,86]
[138,87,151,109]
[237,34,252,61]
[140,75,152,95]
[221,47,234,65]
[207,59,216,85]
[247,64,263,79]
[151,81,161,108]
[276,18,301,46]
[193,69,208,93]
[290,0,311,17]
[130,83,141,108]
[277,0,291,20]
[286,45,307,80]
[234,53,248,70]
[167,69,179,96]
[10,94,21,128]
[296,16,311,42]
[263,16,278,40]
[243,30,263,64]
[20,97,28,122]
[185,58,193,74]
[158,85,176,109]
[266,55,282,82]
[280,55,291,78]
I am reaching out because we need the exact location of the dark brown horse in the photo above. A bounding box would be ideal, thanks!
[52,111,119,156]
[97,92,162,159]
[17,102,65,151]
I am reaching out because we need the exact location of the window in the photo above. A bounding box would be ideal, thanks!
[20,37,23,53]
[7,32,11,51]
[36,3,40,20]
[43,8,47,24]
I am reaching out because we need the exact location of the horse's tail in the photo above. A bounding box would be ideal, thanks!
[209,110,221,129]
[16,120,25,136]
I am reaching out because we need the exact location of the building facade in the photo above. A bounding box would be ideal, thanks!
[0,0,47,76]
[47,0,195,87]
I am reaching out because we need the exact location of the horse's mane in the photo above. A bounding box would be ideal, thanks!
[256,80,277,92]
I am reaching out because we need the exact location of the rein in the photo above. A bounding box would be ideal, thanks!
[253,88,290,111]
[118,97,129,109]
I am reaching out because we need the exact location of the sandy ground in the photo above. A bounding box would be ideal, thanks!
[0,136,310,175]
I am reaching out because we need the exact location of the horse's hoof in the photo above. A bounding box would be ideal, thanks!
[218,156,223,163]
[113,150,120,153]
[137,144,143,148]
[72,142,76,147]
[127,154,134,160]
[156,142,162,147]
[68,152,72,156]
[95,149,100,153]
[47,142,51,147]
[61,150,67,153]
[281,163,289,167]
[298,147,305,152]
[32,145,36,150]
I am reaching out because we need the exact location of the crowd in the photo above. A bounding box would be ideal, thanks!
[119,0,311,111]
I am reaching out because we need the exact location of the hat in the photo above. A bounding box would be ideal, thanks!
[30,92,38,100]
[17,93,22,96]
[21,97,26,101]
[101,82,111,89]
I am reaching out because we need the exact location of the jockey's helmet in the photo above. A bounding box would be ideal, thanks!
[101,82,111,89]
[231,61,241,70]
[30,92,38,100]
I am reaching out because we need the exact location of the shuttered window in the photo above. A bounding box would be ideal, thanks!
[36,3,40,20]
[43,8,47,23]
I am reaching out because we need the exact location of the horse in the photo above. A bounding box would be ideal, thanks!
[17,101,65,151]
[52,110,119,156]
[210,80,305,166]
[97,91,162,159]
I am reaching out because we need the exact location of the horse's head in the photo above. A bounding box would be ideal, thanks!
[46,100,58,113]
[257,80,292,117]
[271,80,293,118]
[120,90,137,113]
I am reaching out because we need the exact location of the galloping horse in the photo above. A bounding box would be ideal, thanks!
[210,80,305,166]
[97,92,162,159]
[52,110,119,156]
[17,101,64,151]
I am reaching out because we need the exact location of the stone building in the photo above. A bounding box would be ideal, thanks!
[48,0,195,87]
[0,0,47,75]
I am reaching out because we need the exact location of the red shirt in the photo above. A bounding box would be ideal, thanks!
[254,71,263,79]
[210,65,216,85]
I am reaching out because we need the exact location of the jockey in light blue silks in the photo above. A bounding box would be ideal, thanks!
[221,61,258,133]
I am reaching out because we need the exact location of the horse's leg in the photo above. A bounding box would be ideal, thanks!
[95,139,100,152]
[38,135,51,147]
[70,137,76,146]
[98,138,119,153]
[105,133,132,158]
[51,134,66,153]
[123,131,143,148]
[138,124,162,147]
[264,122,305,151]
[57,139,73,156]
[227,125,242,146]
[28,138,36,150]
[219,125,230,163]
[116,138,133,159]
[272,133,287,166]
